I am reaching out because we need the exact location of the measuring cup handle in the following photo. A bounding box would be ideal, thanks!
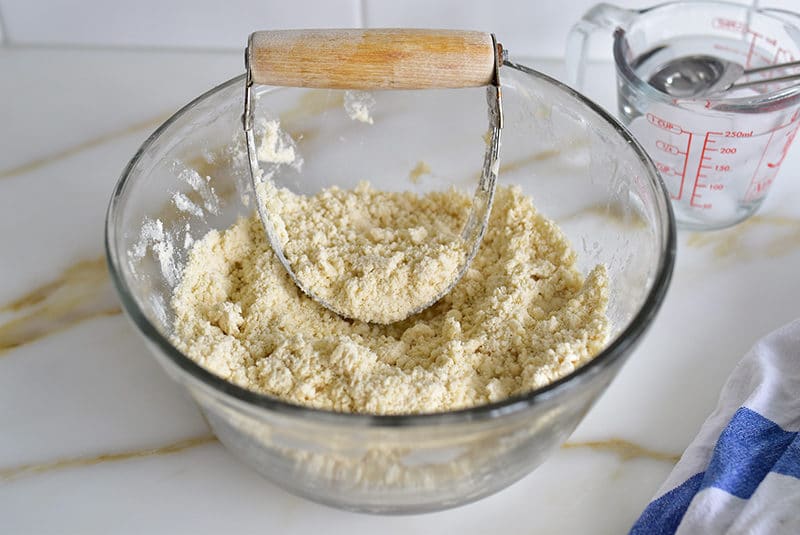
[565,3,637,90]
[247,29,500,90]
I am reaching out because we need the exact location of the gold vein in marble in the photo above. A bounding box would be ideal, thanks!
[408,161,432,184]
[279,90,345,125]
[686,214,800,262]
[468,139,590,185]
[470,147,562,183]
[562,202,649,229]
[0,436,217,482]
[0,89,340,182]
[505,138,592,173]
[562,438,681,463]
[0,257,121,355]
[0,112,171,180]
[499,148,562,174]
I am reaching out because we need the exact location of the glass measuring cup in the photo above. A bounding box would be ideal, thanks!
[567,1,800,230]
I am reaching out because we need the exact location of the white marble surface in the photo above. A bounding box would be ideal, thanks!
[1,46,799,534]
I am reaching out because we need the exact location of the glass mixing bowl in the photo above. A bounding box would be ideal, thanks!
[105,61,675,514]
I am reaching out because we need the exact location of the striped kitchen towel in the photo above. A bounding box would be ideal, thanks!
[630,318,800,535]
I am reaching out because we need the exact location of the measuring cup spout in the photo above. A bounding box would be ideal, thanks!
[566,3,638,90]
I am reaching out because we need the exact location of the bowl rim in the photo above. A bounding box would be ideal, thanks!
[105,61,676,427]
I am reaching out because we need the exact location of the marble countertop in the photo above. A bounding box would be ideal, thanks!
[2,46,799,534]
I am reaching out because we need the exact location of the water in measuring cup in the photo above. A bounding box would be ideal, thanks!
[623,36,770,111]
[619,36,800,229]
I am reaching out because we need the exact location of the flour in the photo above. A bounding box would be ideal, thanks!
[344,91,375,124]
[170,184,610,415]
[260,180,468,324]
[256,119,298,165]
[176,166,220,216]
[130,217,180,286]
[172,192,204,218]
[183,223,194,250]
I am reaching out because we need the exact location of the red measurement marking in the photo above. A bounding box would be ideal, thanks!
[770,47,795,65]
[713,18,747,33]
[655,140,684,155]
[745,129,776,202]
[767,122,800,168]
[759,110,800,136]
[676,132,693,200]
[654,161,672,174]
[742,110,800,199]
[647,113,684,134]
[745,33,759,68]
[753,52,772,65]
[713,43,748,57]
[690,132,721,209]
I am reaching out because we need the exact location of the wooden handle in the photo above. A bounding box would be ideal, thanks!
[247,29,498,90]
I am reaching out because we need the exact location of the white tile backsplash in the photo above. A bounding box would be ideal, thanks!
[0,0,798,59]
[0,0,360,48]
[363,0,652,58]
[363,0,797,59]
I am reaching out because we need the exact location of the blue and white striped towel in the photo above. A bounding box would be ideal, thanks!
[631,318,800,534]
